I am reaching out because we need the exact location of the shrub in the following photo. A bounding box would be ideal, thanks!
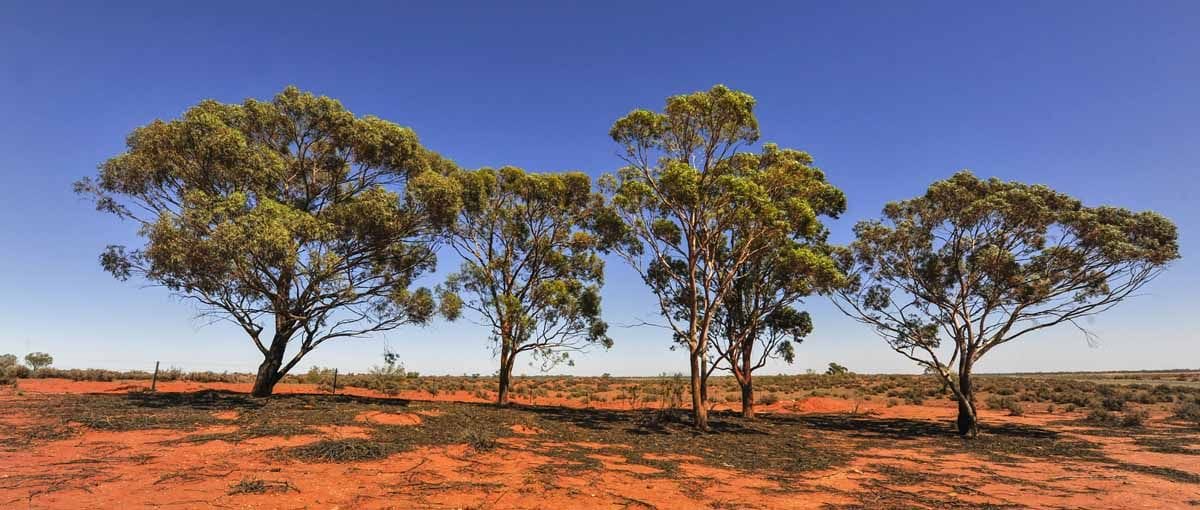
[1085,408,1148,428]
[758,393,781,406]
[1121,408,1150,428]
[302,366,338,385]
[0,360,31,385]
[1085,408,1117,425]
[986,395,1024,416]
[1175,400,1200,427]
[1100,396,1127,412]
[284,439,393,463]
[158,366,184,381]
[364,363,407,396]
[461,430,498,452]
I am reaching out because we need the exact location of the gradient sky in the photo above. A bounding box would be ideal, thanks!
[1,1,1196,376]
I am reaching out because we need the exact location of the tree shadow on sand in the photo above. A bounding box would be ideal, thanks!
[116,389,413,411]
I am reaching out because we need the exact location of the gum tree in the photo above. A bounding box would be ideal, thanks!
[710,236,845,418]
[76,87,455,397]
[595,86,844,430]
[24,352,53,372]
[416,166,611,405]
[834,172,1179,436]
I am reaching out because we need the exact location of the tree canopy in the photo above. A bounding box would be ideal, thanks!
[24,352,53,372]
[594,85,846,429]
[414,166,611,404]
[834,171,1179,435]
[76,86,455,396]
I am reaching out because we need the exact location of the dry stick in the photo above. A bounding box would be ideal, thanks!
[151,361,160,392]
[332,368,338,395]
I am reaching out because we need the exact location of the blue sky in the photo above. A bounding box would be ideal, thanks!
[1,1,1196,376]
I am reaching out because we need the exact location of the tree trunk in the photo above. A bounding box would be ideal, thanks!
[689,349,709,431]
[741,377,755,419]
[740,340,755,419]
[699,355,709,403]
[251,348,285,398]
[497,344,515,406]
[956,369,978,437]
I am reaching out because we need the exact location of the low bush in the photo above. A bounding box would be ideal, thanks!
[1174,400,1200,427]
[1121,408,1150,428]
[1084,408,1149,428]
[986,395,1024,416]
[758,393,781,406]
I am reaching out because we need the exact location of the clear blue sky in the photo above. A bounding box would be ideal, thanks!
[1,1,1195,376]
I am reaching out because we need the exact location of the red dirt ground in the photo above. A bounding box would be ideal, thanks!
[3,379,1198,509]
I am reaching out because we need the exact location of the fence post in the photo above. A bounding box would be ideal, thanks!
[151,361,160,392]
[332,368,338,395]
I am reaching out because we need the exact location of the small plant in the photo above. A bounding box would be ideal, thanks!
[284,439,393,463]
[1121,408,1150,428]
[0,354,24,385]
[657,373,686,410]
[758,393,781,406]
[1086,408,1116,425]
[227,477,297,495]
[461,430,498,452]
[365,350,408,396]
[986,395,1024,416]
[1174,400,1200,427]
[1101,396,1128,412]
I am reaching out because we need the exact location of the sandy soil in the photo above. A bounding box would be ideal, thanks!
[2,379,1198,509]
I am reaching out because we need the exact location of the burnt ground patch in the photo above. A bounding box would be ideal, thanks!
[8,390,1199,491]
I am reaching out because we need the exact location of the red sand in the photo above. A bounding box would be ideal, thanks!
[3,378,1198,509]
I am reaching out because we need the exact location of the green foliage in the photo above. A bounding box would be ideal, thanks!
[825,362,850,376]
[595,85,845,427]
[708,147,847,402]
[1175,400,1200,427]
[835,171,1179,434]
[24,352,53,372]
[985,395,1024,416]
[0,354,24,384]
[414,166,611,400]
[1084,408,1149,428]
[365,352,409,396]
[76,87,457,394]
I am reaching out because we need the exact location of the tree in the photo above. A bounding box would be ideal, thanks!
[833,171,1179,436]
[825,362,849,376]
[25,352,53,372]
[707,181,846,418]
[0,354,16,369]
[416,166,611,405]
[594,85,845,430]
[76,87,455,397]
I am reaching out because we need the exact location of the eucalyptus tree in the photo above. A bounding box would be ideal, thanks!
[710,232,845,418]
[415,166,611,405]
[76,87,456,397]
[24,352,53,372]
[594,86,845,430]
[834,171,1179,436]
